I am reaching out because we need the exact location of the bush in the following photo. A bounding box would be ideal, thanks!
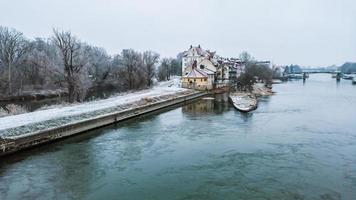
[0,104,28,117]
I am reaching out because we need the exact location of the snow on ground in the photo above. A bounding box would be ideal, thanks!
[0,78,184,131]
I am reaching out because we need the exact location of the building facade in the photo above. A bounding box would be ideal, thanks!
[181,61,214,90]
[181,45,246,90]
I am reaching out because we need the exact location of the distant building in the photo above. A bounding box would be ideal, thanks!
[218,57,245,84]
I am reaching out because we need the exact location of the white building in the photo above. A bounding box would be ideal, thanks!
[181,45,251,89]
[181,45,217,76]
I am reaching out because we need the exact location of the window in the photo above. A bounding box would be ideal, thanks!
[200,65,204,69]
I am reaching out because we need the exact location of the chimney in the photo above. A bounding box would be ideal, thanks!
[198,44,201,48]
[190,45,192,49]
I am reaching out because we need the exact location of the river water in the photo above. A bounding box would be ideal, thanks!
[1,74,356,200]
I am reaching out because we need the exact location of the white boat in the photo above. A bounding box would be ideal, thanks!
[342,74,353,80]
[272,79,283,84]
[286,74,303,79]
[229,92,257,112]
[352,76,356,84]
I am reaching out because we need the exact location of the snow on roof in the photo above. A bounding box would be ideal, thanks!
[184,68,208,78]
[183,45,209,57]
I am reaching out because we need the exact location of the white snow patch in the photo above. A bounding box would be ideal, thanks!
[0,78,185,131]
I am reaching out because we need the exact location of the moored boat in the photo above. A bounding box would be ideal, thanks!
[272,79,283,84]
[352,76,356,84]
[229,92,257,112]
[286,74,303,79]
[342,74,353,80]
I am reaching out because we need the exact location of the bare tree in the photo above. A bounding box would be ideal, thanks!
[158,58,171,81]
[143,51,159,87]
[164,58,172,81]
[52,29,89,102]
[239,51,254,64]
[169,58,181,76]
[0,26,28,95]
[119,49,145,90]
[86,46,112,85]
[24,47,63,89]
[0,26,178,101]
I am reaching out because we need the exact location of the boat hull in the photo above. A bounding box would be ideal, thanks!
[342,74,353,80]
[229,93,257,112]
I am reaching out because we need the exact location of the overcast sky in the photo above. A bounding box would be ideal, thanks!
[0,0,355,66]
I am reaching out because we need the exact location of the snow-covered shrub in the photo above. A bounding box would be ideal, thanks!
[6,104,27,115]
[0,104,27,117]
[0,107,8,117]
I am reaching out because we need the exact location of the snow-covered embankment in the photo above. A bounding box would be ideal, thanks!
[0,79,206,156]
[0,78,191,139]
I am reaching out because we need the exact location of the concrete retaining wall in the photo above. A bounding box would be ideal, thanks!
[0,91,206,157]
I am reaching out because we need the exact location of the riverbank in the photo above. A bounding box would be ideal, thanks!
[252,83,274,97]
[1,74,355,199]
[0,90,205,156]
[0,83,206,156]
[230,83,273,112]
[0,89,67,102]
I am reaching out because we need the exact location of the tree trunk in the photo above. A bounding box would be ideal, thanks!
[8,62,12,95]
[67,78,75,103]
[128,72,132,90]
[147,73,151,87]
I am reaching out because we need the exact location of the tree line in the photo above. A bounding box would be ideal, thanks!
[0,26,181,102]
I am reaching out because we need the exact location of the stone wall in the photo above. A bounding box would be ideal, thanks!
[0,91,206,157]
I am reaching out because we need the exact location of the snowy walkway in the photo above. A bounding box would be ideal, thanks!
[0,79,185,132]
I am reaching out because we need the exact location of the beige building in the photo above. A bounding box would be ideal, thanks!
[181,62,214,90]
